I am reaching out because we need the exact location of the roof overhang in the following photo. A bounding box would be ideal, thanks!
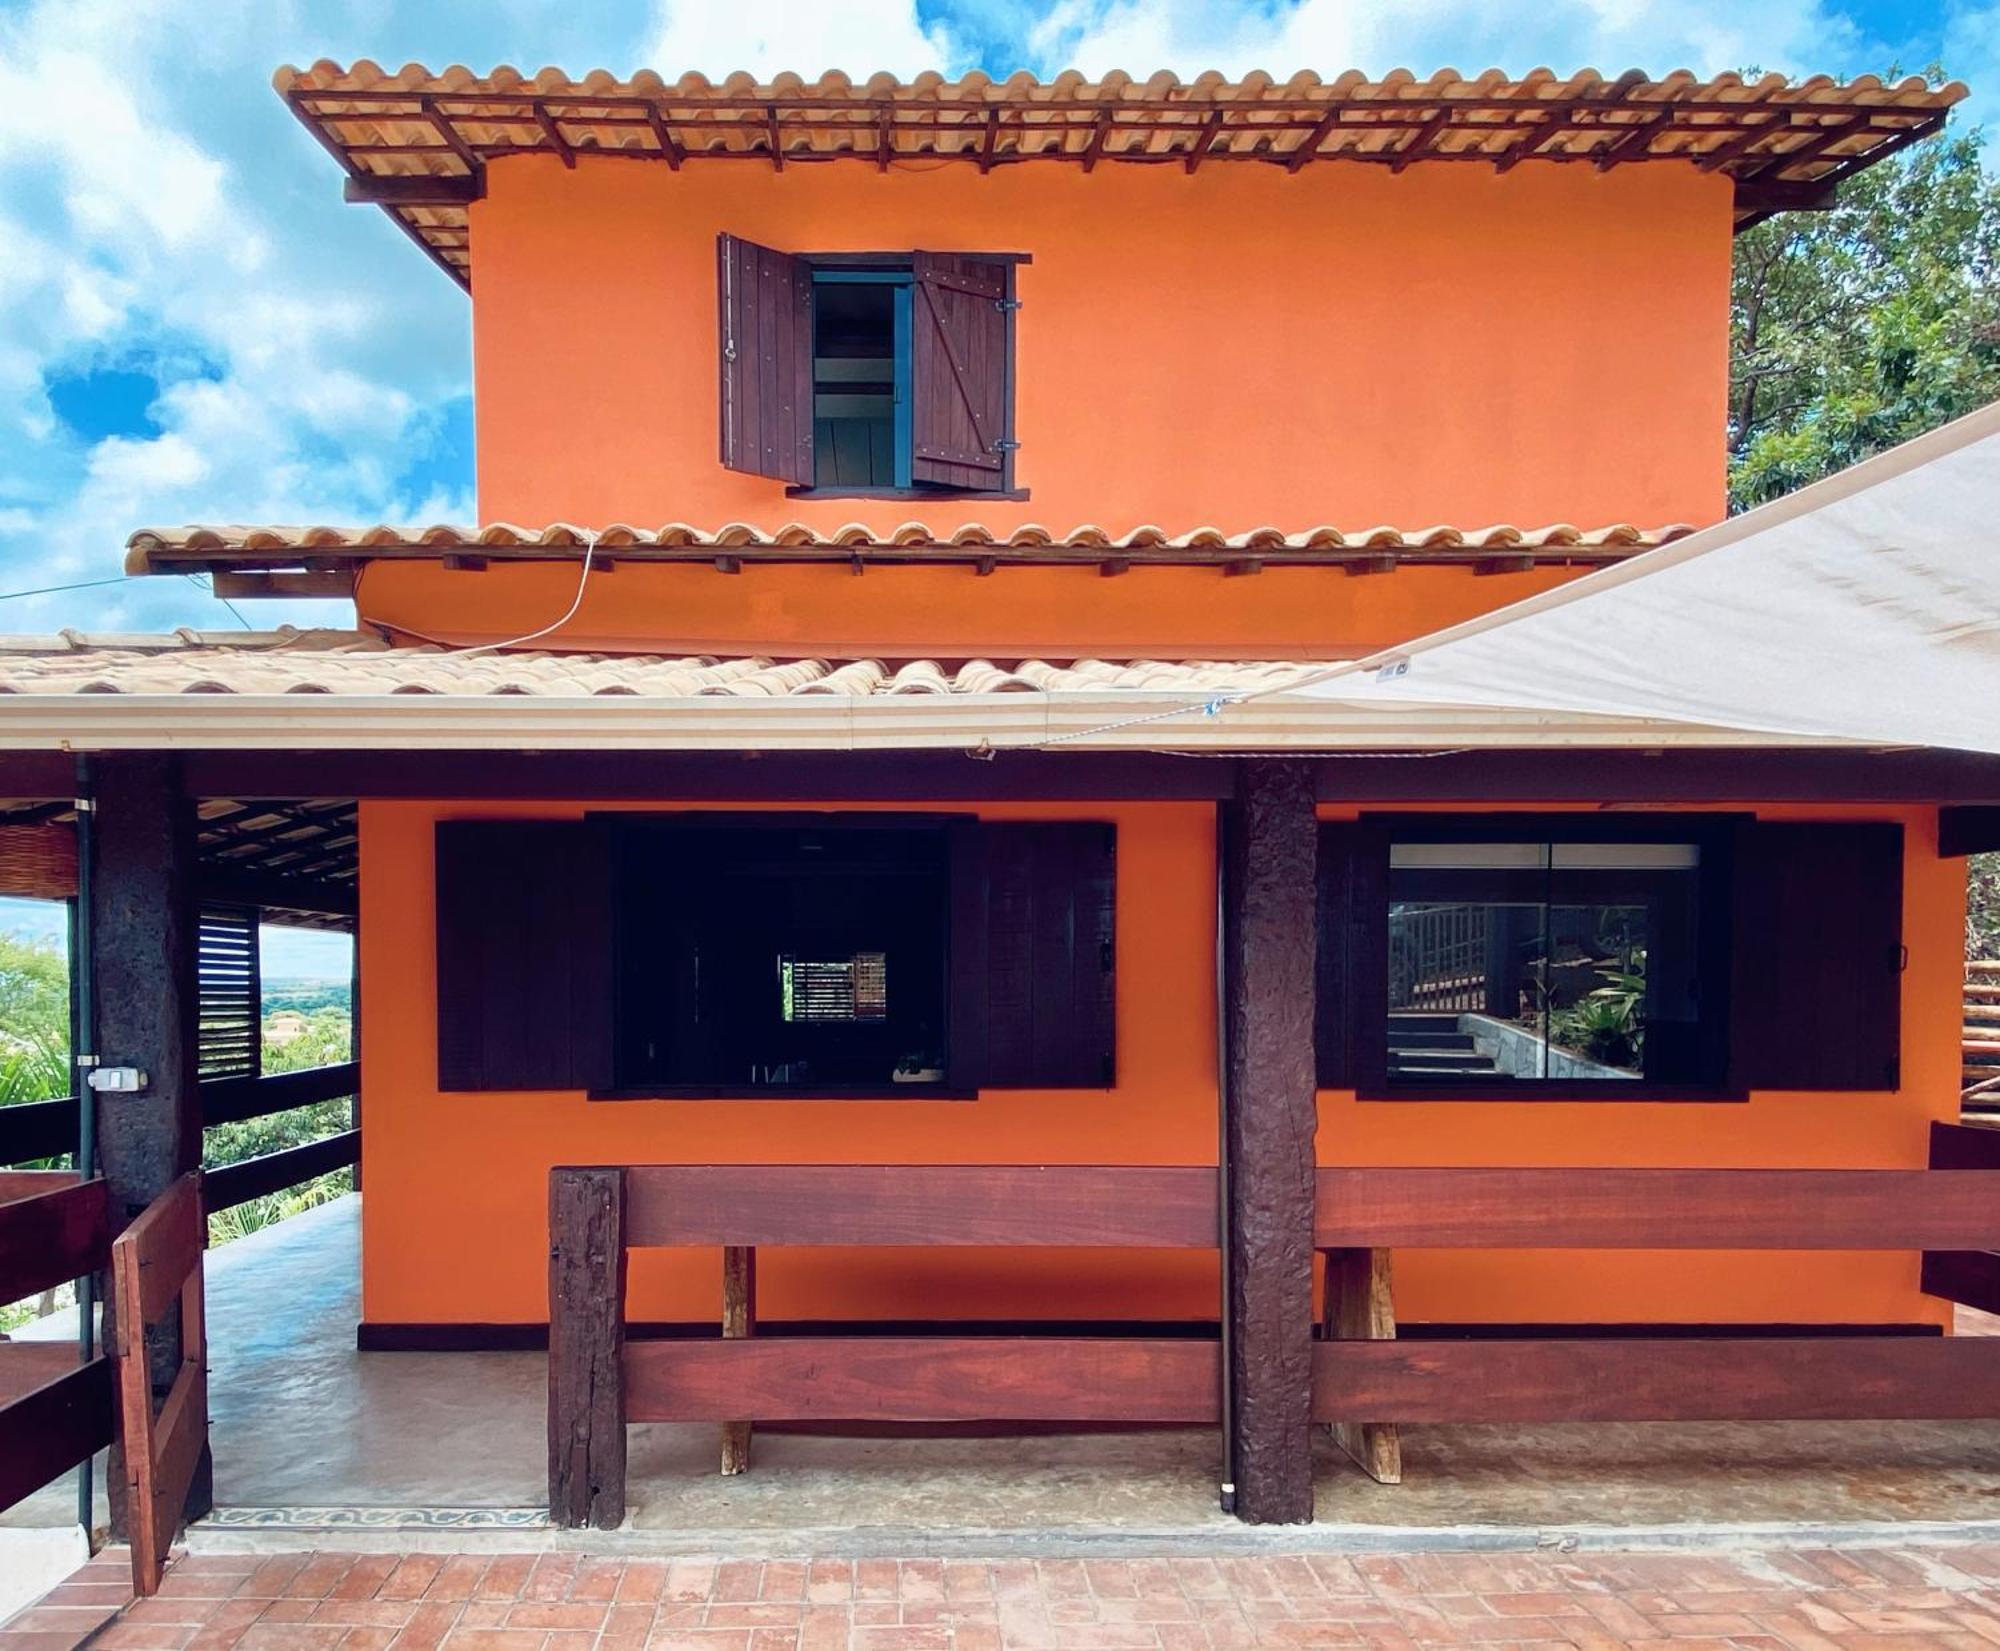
[0,687,1861,754]
[275,63,1964,288]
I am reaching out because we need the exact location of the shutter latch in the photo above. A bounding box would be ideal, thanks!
[993,439,1021,452]
[994,298,1022,312]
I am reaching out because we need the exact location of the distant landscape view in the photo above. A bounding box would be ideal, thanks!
[0,906,356,1331]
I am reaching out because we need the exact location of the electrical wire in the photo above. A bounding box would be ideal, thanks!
[360,532,602,655]
[0,574,133,603]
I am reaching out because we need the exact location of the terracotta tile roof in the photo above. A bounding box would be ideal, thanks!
[124,519,1692,576]
[0,627,1850,752]
[276,63,1964,285]
[0,629,1327,699]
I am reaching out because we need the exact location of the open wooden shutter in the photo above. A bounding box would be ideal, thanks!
[910,252,1011,489]
[950,821,1115,1088]
[435,821,614,1091]
[1730,821,1904,1091]
[716,233,813,484]
[1314,823,1388,1091]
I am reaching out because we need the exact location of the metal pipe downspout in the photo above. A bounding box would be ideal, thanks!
[72,754,96,1537]
[1214,799,1236,1514]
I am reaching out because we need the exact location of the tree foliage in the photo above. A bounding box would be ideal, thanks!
[1730,115,2000,510]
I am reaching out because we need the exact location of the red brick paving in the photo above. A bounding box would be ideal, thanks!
[18,1543,2000,1651]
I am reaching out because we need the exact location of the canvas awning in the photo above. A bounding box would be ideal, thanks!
[1293,401,2000,757]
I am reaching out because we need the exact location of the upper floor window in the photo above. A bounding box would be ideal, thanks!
[717,237,1023,500]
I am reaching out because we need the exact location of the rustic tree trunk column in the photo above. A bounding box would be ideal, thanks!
[548,1167,627,1529]
[1221,758,1319,1524]
[89,752,210,1537]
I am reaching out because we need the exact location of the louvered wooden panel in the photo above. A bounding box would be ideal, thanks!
[197,905,259,1082]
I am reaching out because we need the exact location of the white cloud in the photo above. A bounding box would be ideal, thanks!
[646,0,964,78]
[1031,0,1871,80]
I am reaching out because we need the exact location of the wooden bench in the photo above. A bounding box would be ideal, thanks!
[1314,1121,2000,1484]
[546,1164,1220,1529]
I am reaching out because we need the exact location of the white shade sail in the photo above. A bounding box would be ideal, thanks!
[1296,401,2000,755]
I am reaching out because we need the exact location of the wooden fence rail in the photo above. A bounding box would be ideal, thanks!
[547,1164,1222,1530]
[1313,1121,2000,1485]
[0,1172,114,1515]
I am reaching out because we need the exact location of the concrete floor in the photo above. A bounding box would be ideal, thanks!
[14,1193,2000,1543]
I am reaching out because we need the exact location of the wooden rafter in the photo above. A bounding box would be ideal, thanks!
[1593,109,1675,170]
[1184,108,1226,173]
[1388,108,1452,174]
[644,103,684,169]
[1081,110,1113,172]
[535,106,576,167]
[1284,104,1345,173]
[978,107,1000,174]
[766,104,784,171]
[419,96,480,172]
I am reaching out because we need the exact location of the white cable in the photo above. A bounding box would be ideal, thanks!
[376,532,601,656]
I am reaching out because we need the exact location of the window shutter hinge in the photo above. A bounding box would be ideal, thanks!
[1100,938,1114,973]
[994,298,1022,312]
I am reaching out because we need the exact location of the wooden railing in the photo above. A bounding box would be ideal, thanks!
[0,1063,360,1216]
[546,1164,1221,1530]
[111,1173,207,1596]
[1968,961,2000,1110]
[1313,1121,2000,1485]
[0,1171,115,1516]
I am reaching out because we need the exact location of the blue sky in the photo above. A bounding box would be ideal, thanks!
[0,0,1992,642]
[0,895,351,977]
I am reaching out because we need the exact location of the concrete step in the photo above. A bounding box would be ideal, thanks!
[1387,1050,1497,1074]
[1384,1030,1476,1052]
[1386,1012,1465,1033]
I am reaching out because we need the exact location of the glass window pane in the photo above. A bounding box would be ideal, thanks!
[1387,899,1550,1082]
[1550,842,1701,870]
[1389,842,1550,870]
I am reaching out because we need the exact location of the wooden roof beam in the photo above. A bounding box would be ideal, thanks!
[1389,108,1452,174]
[1734,176,1839,215]
[1495,104,1576,173]
[343,173,483,206]
[420,97,481,170]
[1593,110,1675,170]
[1081,110,1113,172]
[1285,104,1345,173]
[535,106,577,167]
[643,103,684,169]
[877,103,893,171]
[1184,108,1226,173]
[978,107,1001,173]
[766,104,784,171]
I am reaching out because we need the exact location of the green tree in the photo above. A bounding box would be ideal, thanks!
[1730,108,2000,509]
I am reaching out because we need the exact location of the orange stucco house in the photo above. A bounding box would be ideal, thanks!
[6,62,2000,1539]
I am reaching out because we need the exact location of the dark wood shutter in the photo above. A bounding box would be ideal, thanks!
[910,252,1011,489]
[435,821,614,1092]
[949,822,1115,1088]
[197,905,259,1082]
[1729,821,1904,1091]
[1315,823,1388,1091]
[716,233,812,484]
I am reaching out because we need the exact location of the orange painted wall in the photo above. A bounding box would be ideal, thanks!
[467,155,1731,535]
[358,799,1961,1332]
[357,154,1733,654]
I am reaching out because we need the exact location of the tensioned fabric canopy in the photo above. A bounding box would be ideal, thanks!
[1294,400,2000,757]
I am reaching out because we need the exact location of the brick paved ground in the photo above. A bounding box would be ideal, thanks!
[18,1543,2000,1651]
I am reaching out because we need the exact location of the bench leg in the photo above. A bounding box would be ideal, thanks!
[1323,1246,1402,1485]
[721,1245,756,1475]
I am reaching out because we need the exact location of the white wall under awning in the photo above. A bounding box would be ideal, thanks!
[1295,401,2000,757]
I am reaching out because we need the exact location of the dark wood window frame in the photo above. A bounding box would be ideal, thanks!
[578,809,1115,1102]
[1330,812,1747,1104]
[718,238,1028,501]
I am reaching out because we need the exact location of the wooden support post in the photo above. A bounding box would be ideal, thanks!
[1221,759,1319,1524]
[90,753,210,1538]
[1322,1247,1402,1483]
[548,1167,627,1530]
[720,1245,756,1474]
